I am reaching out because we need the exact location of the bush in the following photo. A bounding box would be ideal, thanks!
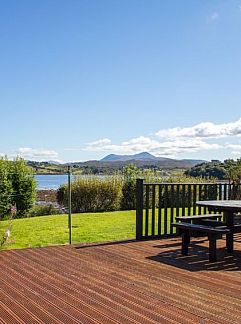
[0,157,36,220]
[120,165,163,210]
[28,204,61,217]
[0,159,13,219]
[120,164,140,210]
[9,158,36,217]
[57,176,122,213]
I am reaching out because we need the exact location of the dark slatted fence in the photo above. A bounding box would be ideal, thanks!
[136,179,241,240]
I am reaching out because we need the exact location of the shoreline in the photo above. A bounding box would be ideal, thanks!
[36,189,58,204]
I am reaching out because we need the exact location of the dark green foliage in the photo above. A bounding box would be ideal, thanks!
[0,159,13,219]
[120,164,140,210]
[121,181,136,210]
[0,157,36,219]
[57,185,67,207]
[57,176,122,213]
[0,157,36,248]
[226,159,241,199]
[185,161,227,179]
[185,159,241,184]
[28,204,60,217]
[8,158,36,217]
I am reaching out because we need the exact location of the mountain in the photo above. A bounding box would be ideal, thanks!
[100,152,205,164]
[30,152,207,175]
[47,160,61,165]
[101,152,170,162]
[180,159,206,165]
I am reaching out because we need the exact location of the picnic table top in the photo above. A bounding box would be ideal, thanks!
[196,200,241,212]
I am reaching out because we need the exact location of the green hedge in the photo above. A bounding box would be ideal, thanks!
[57,176,123,213]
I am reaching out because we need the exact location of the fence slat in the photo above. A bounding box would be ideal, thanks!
[145,185,149,237]
[187,184,191,216]
[152,184,156,236]
[219,183,222,200]
[204,184,208,214]
[176,184,180,219]
[158,185,162,236]
[136,179,144,240]
[193,184,197,215]
[164,184,168,235]
[170,184,174,234]
[224,184,227,200]
[182,184,186,216]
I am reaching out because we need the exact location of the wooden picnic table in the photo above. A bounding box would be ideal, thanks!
[196,200,241,253]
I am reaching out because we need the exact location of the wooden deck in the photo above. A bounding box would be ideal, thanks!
[1,236,241,323]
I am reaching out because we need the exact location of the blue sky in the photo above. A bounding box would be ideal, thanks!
[1,0,241,162]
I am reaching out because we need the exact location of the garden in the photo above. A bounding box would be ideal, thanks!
[1,157,241,250]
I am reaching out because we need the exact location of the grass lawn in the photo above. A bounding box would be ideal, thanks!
[0,207,203,250]
[0,210,136,250]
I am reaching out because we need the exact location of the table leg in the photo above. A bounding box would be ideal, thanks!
[182,231,189,255]
[225,210,234,253]
[208,234,217,262]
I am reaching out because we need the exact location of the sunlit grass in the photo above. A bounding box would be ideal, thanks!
[0,207,207,250]
[0,210,136,250]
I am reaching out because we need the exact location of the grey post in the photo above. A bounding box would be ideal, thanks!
[136,178,144,240]
[68,165,72,244]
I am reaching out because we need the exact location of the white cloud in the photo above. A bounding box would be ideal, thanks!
[209,12,219,21]
[225,144,241,156]
[86,138,111,147]
[79,118,241,159]
[16,147,60,162]
[211,12,219,20]
[84,136,221,158]
[225,144,241,150]
[156,119,241,139]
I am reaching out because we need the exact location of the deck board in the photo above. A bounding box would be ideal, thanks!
[1,235,241,323]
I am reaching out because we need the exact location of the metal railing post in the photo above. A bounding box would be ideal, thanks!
[68,166,72,244]
[136,179,144,240]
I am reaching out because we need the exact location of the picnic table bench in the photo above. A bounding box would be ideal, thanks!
[175,214,222,222]
[171,221,230,262]
[175,214,225,229]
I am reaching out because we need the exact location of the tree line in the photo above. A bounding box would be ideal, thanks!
[184,159,241,182]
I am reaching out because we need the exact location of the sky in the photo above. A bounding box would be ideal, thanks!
[1,0,241,163]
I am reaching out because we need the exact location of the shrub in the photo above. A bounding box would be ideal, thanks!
[120,165,163,210]
[0,157,36,220]
[9,158,36,217]
[120,165,140,210]
[57,175,122,213]
[28,204,61,217]
[0,159,13,219]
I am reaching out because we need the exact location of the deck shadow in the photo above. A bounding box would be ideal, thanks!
[147,239,241,272]
[74,239,137,249]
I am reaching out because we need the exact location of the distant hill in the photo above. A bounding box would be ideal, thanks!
[180,159,207,165]
[100,152,205,166]
[28,152,207,175]
[66,153,206,171]
[101,152,167,162]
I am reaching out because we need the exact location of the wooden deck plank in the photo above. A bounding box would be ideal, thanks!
[1,236,241,323]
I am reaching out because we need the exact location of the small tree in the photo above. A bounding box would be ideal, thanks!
[226,159,241,199]
[121,164,141,210]
[0,158,12,219]
[8,158,36,217]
